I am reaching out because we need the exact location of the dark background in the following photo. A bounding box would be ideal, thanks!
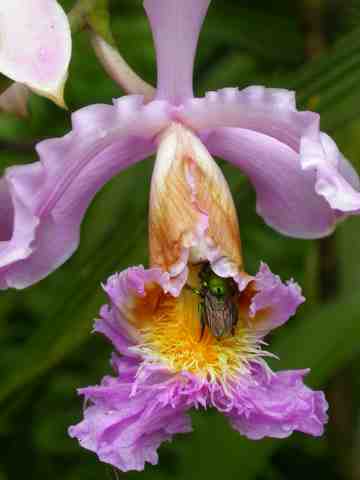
[1,0,360,478]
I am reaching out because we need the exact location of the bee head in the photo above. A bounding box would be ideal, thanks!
[208,277,227,298]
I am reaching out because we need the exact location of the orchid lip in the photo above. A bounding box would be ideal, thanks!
[69,263,325,472]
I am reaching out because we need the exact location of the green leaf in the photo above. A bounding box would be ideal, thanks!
[286,27,360,132]
[203,7,305,65]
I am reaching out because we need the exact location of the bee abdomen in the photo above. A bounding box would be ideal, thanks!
[204,293,237,338]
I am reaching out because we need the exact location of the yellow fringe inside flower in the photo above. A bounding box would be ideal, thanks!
[132,269,265,383]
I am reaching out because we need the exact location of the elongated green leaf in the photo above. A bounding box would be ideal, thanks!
[202,8,304,64]
[284,27,360,132]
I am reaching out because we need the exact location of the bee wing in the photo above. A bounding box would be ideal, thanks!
[226,296,239,332]
[204,294,229,337]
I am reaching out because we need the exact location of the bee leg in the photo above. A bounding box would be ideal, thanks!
[185,284,202,296]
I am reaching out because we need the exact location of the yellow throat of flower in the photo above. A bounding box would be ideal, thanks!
[131,267,263,383]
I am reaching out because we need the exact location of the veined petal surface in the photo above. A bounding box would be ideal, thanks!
[205,128,347,238]
[0,0,72,106]
[0,96,171,289]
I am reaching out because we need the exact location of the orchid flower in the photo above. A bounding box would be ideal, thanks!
[69,127,327,471]
[1,0,359,290]
[0,0,71,110]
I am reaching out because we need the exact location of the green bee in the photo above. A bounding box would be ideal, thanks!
[188,263,239,340]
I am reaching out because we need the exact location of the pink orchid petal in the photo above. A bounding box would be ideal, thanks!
[0,96,171,289]
[0,83,30,117]
[228,368,328,439]
[205,127,343,238]
[97,266,169,354]
[178,86,319,151]
[144,0,210,104]
[301,132,360,212]
[0,0,71,106]
[249,262,305,333]
[69,356,192,472]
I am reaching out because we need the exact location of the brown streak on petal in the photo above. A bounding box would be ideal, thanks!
[133,282,164,327]
[238,282,272,329]
[149,130,202,270]
[188,154,243,269]
[149,123,243,274]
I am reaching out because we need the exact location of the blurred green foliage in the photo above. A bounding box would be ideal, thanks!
[1,1,360,479]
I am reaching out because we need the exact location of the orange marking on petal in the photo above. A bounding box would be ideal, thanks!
[238,282,273,328]
[132,282,164,328]
[149,123,243,275]
[251,307,273,327]
[132,279,263,381]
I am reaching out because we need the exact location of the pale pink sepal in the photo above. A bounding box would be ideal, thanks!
[0,83,30,117]
[0,0,71,107]
[90,33,155,102]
